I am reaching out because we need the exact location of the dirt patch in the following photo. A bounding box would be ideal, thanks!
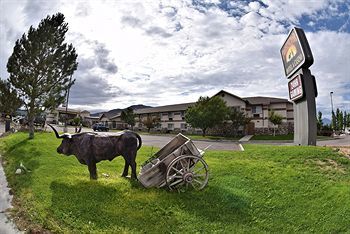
[10,197,52,234]
[337,148,350,159]
[328,146,350,159]
[312,159,347,174]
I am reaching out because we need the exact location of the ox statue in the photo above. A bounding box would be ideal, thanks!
[48,124,142,180]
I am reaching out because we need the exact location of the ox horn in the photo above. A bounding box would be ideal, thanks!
[47,124,68,138]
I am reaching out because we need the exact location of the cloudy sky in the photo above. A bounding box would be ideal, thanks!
[0,0,349,116]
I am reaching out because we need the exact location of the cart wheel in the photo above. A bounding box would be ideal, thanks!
[166,155,209,191]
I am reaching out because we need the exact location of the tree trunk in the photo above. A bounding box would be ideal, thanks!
[27,106,35,139]
[273,126,276,137]
[28,115,35,139]
[202,128,206,137]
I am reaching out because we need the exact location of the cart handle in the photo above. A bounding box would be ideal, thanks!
[203,145,212,151]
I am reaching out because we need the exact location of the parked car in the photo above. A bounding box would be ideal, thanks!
[92,123,109,132]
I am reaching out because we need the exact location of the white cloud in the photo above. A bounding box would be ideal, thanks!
[248,1,261,12]
[0,0,349,117]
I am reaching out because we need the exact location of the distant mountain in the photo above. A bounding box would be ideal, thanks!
[90,104,152,118]
[128,104,152,110]
[322,118,331,125]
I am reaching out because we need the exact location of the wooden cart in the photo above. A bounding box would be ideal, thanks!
[138,133,209,191]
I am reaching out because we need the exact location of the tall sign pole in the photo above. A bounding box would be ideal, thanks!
[280,27,317,146]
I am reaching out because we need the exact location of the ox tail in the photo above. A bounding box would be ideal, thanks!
[134,132,142,151]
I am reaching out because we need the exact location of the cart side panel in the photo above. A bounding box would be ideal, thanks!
[138,153,178,188]
[154,134,188,160]
[182,140,201,156]
[139,141,193,188]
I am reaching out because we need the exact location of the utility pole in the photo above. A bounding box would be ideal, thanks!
[330,91,334,131]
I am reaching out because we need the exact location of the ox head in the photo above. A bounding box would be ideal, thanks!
[48,124,80,156]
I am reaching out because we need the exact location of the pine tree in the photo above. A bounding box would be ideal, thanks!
[7,13,78,139]
[317,111,323,132]
[345,112,350,127]
[121,107,136,129]
[0,79,22,115]
[331,110,336,131]
[228,108,251,137]
[335,108,341,131]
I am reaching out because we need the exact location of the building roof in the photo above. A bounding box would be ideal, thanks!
[109,113,121,120]
[213,90,247,103]
[56,106,81,114]
[135,102,194,114]
[243,96,291,105]
[84,116,99,120]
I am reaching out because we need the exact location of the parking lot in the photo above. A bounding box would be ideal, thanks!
[44,125,243,151]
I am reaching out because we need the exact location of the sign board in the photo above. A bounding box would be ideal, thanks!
[1,113,12,119]
[288,74,304,101]
[280,27,314,78]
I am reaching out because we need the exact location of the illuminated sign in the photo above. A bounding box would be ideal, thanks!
[280,27,314,78]
[1,113,12,119]
[288,74,304,101]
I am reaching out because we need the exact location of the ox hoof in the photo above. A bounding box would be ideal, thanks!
[90,175,98,180]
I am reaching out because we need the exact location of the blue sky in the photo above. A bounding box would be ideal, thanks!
[0,0,349,117]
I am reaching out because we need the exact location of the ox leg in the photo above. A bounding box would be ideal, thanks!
[128,150,137,180]
[130,160,137,180]
[122,160,129,177]
[88,161,97,180]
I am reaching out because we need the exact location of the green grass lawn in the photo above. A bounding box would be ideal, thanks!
[1,132,350,233]
[251,134,334,141]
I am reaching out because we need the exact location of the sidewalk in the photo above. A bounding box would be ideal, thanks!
[238,135,254,142]
[0,154,22,234]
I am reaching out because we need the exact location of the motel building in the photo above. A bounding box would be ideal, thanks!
[47,90,293,135]
[134,90,293,135]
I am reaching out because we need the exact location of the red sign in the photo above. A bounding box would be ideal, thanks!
[288,74,304,101]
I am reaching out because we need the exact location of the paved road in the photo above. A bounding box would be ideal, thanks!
[45,125,243,151]
[316,135,350,146]
[138,134,242,151]
[0,122,4,134]
[46,125,350,148]
[0,155,22,234]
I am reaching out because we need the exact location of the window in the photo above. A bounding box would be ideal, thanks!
[231,106,240,112]
[168,112,173,121]
[168,123,174,129]
[252,106,262,114]
[181,123,187,129]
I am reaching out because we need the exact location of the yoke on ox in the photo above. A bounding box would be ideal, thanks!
[48,124,142,180]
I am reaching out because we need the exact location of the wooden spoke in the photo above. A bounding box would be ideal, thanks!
[170,178,184,187]
[171,166,184,175]
[166,155,209,191]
